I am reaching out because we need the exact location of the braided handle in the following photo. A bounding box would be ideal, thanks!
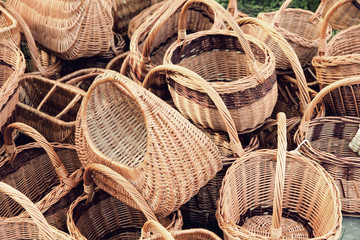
[178,0,265,84]
[0,182,56,240]
[236,17,311,113]
[141,220,175,240]
[299,76,360,138]
[271,112,287,240]
[143,65,244,157]
[318,0,352,55]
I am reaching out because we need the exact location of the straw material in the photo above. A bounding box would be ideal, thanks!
[322,0,360,30]
[257,0,332,70]
[217,112,342,239]
[7,0,114,60]
[0,182,75,240]
[0,3,20,46]
[0,122,82,232]
[297,76,360,215]
[75,70,222,218]
[67,164,183,240]
[17,74,86,144]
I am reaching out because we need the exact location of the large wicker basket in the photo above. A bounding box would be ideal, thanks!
[217,112,342,239]
[297,76,360,216]
[321,0,360,30]
[67,164,182,240]
[0,3,20,46]
[75,70,222,218]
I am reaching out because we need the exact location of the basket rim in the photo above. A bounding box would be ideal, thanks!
[0,4,18,34]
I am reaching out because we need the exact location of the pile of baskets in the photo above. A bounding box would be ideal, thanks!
[0,0,359,238]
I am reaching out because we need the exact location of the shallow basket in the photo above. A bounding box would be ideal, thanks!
[257,0,332,70]
[321,0,360,30]
[297,76,360,215]
[217,112,342,239]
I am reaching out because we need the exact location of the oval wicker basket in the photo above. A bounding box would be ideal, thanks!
[0,3,20,46]
[321,0,360,30]
[217,112,342,239]
[257,0,332,70]
[75,70,222,218]
[297,76,360,216]
[0,182,75,240]
[67,164,183,240]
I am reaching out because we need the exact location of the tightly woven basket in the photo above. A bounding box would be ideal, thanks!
[7,0,114,60]
[0,40,25,149]
[0,3,20,46]
[127,0,224,98]
[67,164,183,240]
[297,76,360,215]
[75,70,222,218]
[0,122,83,232]
[141,220,221,240]
[257,0,332,70]
[17,74,86,144]
[321,0,360,30]
[217,112,342,239]
[0,182,75,240]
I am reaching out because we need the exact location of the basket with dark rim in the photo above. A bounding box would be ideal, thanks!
[256,0,332,70]
[312,0,360,117]
[163,0,276,134]
[0,182,76,240]
[127,0,225,99]
[297,76,360,216]
[0,122,83,232]
[217,112,342,239]
[67,163,183,240]
[75,70,222,218]
[17,74,86,144]
[320,0,360,31]
[141,220,222,240]
[0,3,20,46]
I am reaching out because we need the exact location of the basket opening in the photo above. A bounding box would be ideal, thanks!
[86,81,147,168]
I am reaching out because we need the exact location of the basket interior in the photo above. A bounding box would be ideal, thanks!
[0,57,15,89]
[86,81,147,168]
[220,150,338,239]
[327,25,360,56]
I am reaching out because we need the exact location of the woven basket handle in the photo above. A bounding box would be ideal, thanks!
[270,112,287,240]
[236,17,311,113]
[141,220,175,240]
[310,0,327,22]
[58,68,105,85]
[143,64,244,157]
[0,182,56,240]
[3,122,75,187]
[318,0,352,56]
[227,0,237,16]
[178,0,265,84]
[299,76,360,138]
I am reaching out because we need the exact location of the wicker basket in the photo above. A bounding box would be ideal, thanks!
[0,122,82,232]
[16,74,86,144]
[257,0,332,70]
[127,0,224,99]
[141,220,222,240]
[106,51,129,73]
[6,0,114,60]
[217,112,342,239]
[75,70,222,218]
[58,68,106,92]
[0,182,75,240]
[67,164,183,240]
[321,0,360,30]
[297,76,360,216]
[0,40,25,150]
[0,3,20,46]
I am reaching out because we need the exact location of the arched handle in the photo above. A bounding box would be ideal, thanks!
[141,220,175,240]
[57,68,106,85]
[310,0,327,22]
[178,0,265,84]
[143,65,244,157]
[3,123,75,186]
[0,182,56,240]
[271,0,293,26]
[318,0,352,56]
[271,112,287,240]
[299,76,360,138]
[236,17,311,113]
[227,0,237,16]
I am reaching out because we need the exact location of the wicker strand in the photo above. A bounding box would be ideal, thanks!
[141,220,175,240]
[349,124,360,155]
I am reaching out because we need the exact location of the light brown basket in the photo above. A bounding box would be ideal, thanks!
[0,182,75,240]
[0,3,20,46]
[257,0,332,70]
[0,122,82,232]
[67,163,183,240]
[75,70,222,218]
[141,220,222,240]
[297,76,360,215]
[321,0,360,30]
[6,0,114,60]
[217,112,342,239]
